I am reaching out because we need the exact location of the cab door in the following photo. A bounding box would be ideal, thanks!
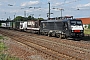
[63,22,69,36]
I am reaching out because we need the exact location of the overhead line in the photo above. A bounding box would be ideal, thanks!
[60,0,81,6]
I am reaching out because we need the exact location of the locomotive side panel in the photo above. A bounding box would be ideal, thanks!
[40,19,84,39]
[40,20,64,36]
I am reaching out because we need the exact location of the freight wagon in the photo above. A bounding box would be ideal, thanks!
[12,21,20,30]
[6,21,13,29]
[0,19,84,39]
[1,23,6,28]
[20,21,27,31]
[26,20,43,33]
[12,21,27,31]
[0,21,13,29]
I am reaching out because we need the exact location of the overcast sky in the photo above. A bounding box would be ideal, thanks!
[0,0,90,20]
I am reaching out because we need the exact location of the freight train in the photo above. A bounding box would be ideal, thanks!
[0,18,84,39]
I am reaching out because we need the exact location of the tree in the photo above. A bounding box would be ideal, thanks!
[6,18,9,21]
[27,16,32,20]
[38,18,44,20]
[27,16,36,20]
[13,15,44,21]
[0,23,1,26]
[14,16,27,21]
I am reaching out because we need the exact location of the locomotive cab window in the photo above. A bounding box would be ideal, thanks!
[70,20,82,26]
[77,21,82,25]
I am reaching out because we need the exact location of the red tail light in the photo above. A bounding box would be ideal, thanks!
[74,30,80,32]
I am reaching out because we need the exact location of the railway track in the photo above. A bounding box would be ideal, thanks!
[0,28,90,60]
[6,29,90,50]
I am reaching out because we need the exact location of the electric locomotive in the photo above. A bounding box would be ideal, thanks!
[40,19,84,39]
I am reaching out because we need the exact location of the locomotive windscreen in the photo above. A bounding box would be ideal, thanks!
[70,20,82,26]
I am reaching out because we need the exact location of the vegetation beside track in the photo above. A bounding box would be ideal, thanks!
[83,29,90,41]
[0,35,20,60]
[84,29,90,34]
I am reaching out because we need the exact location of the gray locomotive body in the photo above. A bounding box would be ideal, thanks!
[40,19,84,38]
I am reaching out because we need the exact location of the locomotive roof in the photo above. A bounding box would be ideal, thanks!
[41,19,80,23]
[41,19,64,22]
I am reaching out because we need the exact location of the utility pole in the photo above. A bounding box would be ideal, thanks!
[53,8,64,17]
[60,9,64,17]
[9,16,11,20]
[48,2,50,19]
[24,11,26,17]
[14,13,16,20]
[14,15,15,20]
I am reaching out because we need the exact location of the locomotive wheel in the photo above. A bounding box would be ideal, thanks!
[48,33,51,37]
[60,34,62,39]
[41,32,44,35]
[65,35,68,39]
[60,34,66,39]
[63,34,66,39]
[56,34,60,38]
[44,32,48,36]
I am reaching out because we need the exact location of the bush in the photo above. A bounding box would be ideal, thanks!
[88,24,90,29]
[0,23,1,26]
[0,36,3,39]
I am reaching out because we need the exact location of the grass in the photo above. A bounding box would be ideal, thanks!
[83,29,90,41]
[84,29,90,34]
[0,42,6,51]
[0,36,6,52]
[0,36,3,39]
[0,54,19,60]
[0,36,20,60]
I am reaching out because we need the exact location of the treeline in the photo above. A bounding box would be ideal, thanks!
[6,16,44,21]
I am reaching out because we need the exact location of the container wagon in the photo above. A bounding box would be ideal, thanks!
[1,23,6,28]
[6,21,13,29]
[26,20,43,33]
[12,21,27,31]
[20,21,27,31]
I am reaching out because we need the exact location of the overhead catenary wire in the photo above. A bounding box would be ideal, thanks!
[60,0,81,6]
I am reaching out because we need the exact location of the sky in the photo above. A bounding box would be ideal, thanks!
[0,0,90,20]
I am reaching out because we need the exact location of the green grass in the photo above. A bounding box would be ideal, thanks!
[0,36,6,52]
[84,29,90,34]
[0,54,19,60]
[0,42,6,51]
[0,36,3,39]
[0,36,20,60]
